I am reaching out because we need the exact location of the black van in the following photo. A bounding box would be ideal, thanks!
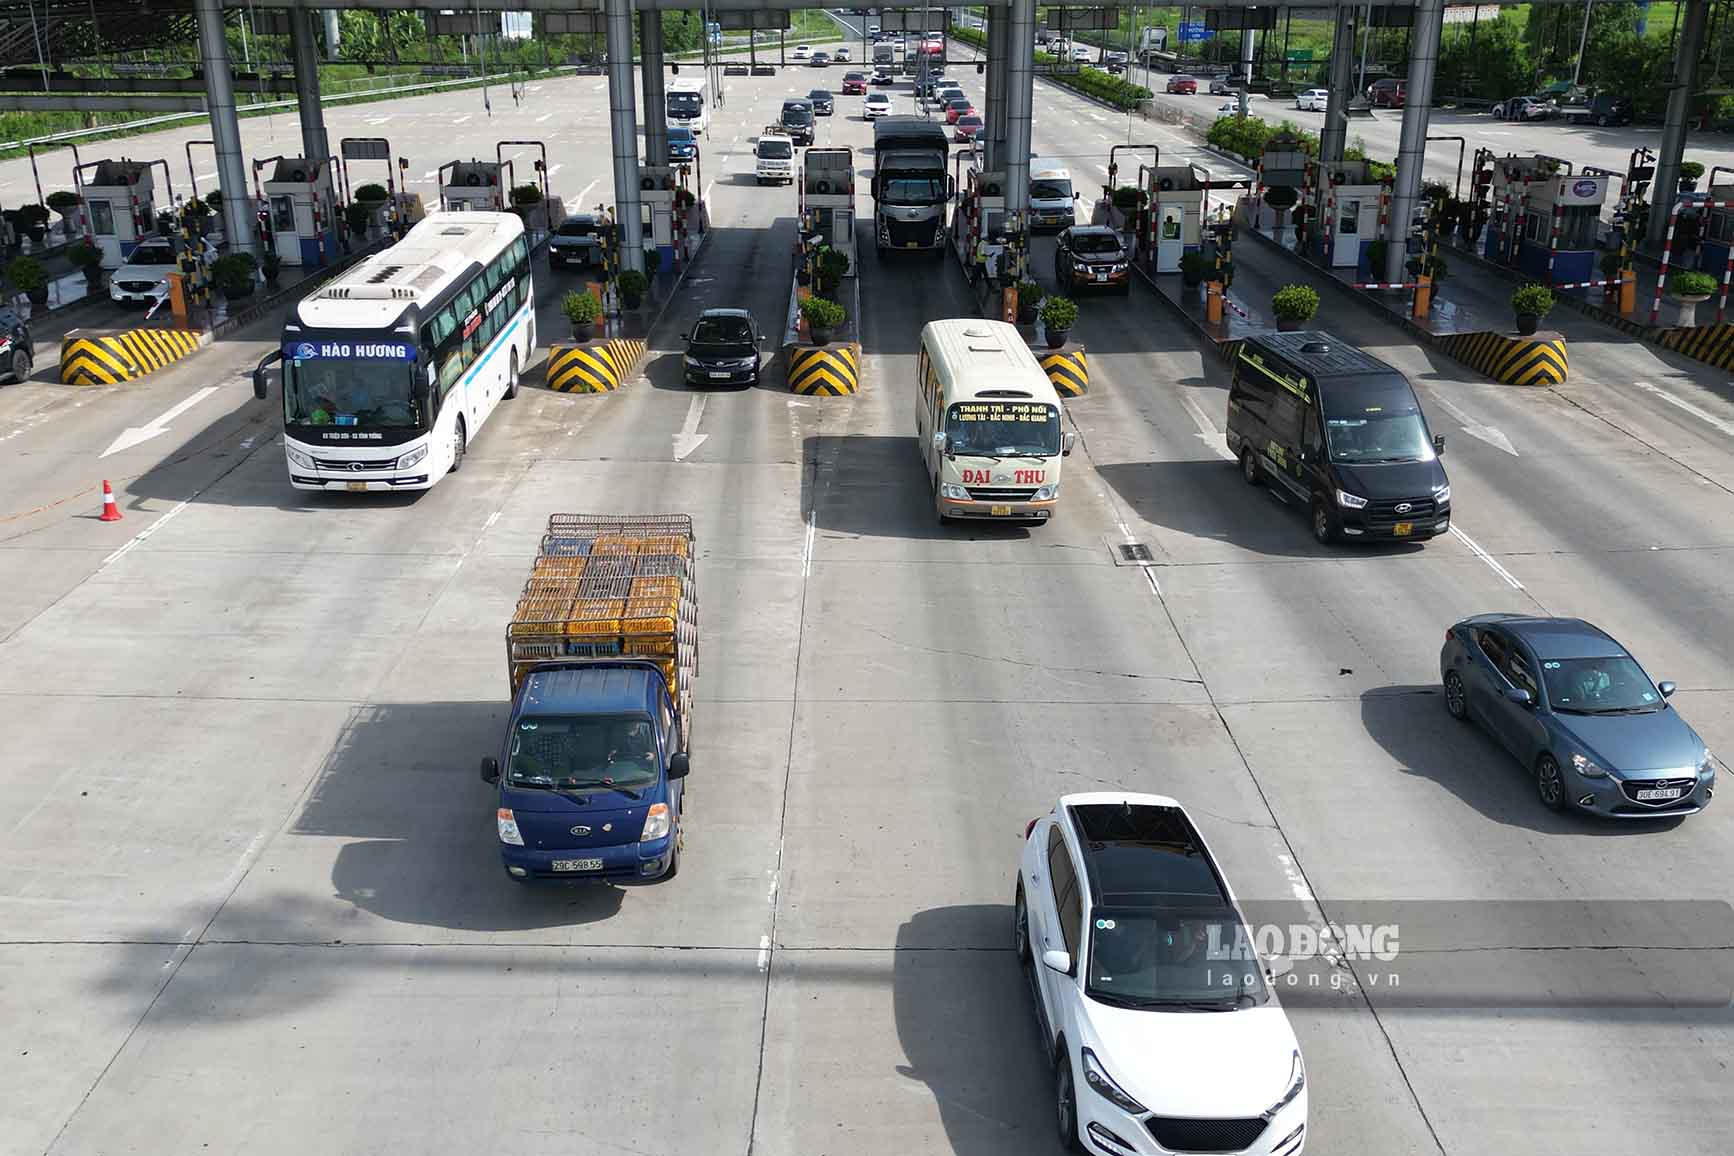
[1225,331,1451,544]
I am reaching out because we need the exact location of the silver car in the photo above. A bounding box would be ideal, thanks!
[1440,614,1716,817]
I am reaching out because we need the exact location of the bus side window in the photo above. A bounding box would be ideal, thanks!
[439,352,464,393]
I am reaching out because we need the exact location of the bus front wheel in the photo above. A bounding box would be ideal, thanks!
[450,417,467,473]
[505,349,520,400]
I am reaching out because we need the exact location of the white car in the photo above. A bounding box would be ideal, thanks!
[108,236,181,306]
[863,92,893,120]
[1016,793,1308,1156]
[835,45,850,61]
[1072,44,1093,61]
[793,44,812,60]
[1295,88,1330,112]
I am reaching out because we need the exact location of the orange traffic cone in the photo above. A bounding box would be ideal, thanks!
[98,480,122,523]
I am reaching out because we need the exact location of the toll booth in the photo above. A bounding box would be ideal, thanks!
[1306,159,1384,269]
[641,164,678,274]
[1252,134,1309,234]
[440,160,506,212]
[1484,156,1607,283]
[1700,179,1734,274]
[258,156,339,268]
[76,159,159,268]
[1141,165,1205,273]
[951,152,1007,278]
[800,148,856,271]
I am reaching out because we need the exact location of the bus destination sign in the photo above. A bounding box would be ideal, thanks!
[952,401,1051,422]
[287,340,416,361]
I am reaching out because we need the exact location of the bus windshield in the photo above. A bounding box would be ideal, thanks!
[946,401,1062,457]
[668,92,702,115]
[284,357,421,428]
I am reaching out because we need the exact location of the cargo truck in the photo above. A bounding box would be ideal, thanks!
[482,514,697,883]
[873,117,952,254]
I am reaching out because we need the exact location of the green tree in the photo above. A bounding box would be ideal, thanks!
[1438,12,1530,100]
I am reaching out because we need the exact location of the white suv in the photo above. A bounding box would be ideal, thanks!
[1015,793,1308,1156]
[1294,89,1330,112]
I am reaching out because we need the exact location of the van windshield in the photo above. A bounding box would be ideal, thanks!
[1031,179,1073,201]
[1322,379,1434,463]
[509,713,660,790]
[758,140,793,160]
[946,401,1062,457]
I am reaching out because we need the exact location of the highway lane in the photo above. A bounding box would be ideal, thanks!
[2,57,1734,1156]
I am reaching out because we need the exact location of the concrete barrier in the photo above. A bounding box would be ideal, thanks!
[545,338,648,393]
[787,343,859,395]
[1038,345,1088,396]
[1656,322,1734,371]
[59,326,204,385]
[1433,331,1569,387]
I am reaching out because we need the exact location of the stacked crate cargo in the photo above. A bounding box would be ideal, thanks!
[505,514,698,732]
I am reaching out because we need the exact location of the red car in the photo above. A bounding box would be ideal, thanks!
[1368,78,1406,108]
[945,97,974,124]
[955,114,984,143]
[1166,74,1197,95]
[841,71,867,95]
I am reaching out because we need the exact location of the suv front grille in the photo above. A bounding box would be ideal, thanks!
[1619,776,1697,806]
[1364,496,1437,526]
[965,486,1037,502]
[1146,1116,1270,1153]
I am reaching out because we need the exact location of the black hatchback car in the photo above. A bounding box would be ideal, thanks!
[1226,332,1451,544]
[548,213,607,269]
[682,309,763,387]
[0,307,33,383]
[807,88,834,116]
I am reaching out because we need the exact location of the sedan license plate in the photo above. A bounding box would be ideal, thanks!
[346,481,370,492]
[551,858,604,872]
[990,504,1013,516]
[709,371,732,379]
[1636,787,1684,801]
[1392,521,1413,536]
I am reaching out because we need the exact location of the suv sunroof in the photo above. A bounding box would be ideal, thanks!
[1067,803,1228,907]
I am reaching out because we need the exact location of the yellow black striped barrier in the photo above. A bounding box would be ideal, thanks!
[1039,346,1088,397]
[545,338,648,393]
[1434,331,1568,387]
[1657,322,1734,371]
[59,327,203,386]
[787,343,859,396]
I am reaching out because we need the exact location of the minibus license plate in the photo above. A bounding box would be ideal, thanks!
[552,858,604,872]
[991,504,1013,516]
[1393,521,1413,536]
[346,482,370,493]
[1636,787,1683,801]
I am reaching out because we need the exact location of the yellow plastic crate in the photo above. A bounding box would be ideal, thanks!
[562,598,625,637]
[589,534,637,556]
[509,594,574,637]
[629,576,683,601]
[637,535,690,558]
[531,556,588,580]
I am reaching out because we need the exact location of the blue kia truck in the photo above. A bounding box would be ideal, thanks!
[482,514,697,882]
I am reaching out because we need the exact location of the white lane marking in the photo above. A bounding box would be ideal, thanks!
[100,496,191,568]
[367,115,393,125]
[672,393,709,460]
[1431,395,1518,456]
[1632,379,1734,438]
[100,386,219,459]
[702,178,715,204]
[592,80,607,92]
[421,169,437,180]
[454,115,470,125]
[757,934,771,971]
[1178,390,1236,460]
[537,112,553,123]
[195,170,216,182]
[574,178,598,209]
[801,512,816,579]
[1450,525,1524,590]
[546,162,563,177]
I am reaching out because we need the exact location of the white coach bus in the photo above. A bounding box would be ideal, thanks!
[254,210,536,492]
[667,76,709,135]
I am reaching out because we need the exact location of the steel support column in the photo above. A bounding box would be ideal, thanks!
[1239,25,1256,85]
[197,0,255,257]
[1650,0,1708,246]
[606,0,644,275]
[323,10,341,62]
[641,11,668,167]
[1004,0,1036,228]
[1319,6,1357,166]
[291,10,331,167]
[1384,0,1442,283]
[985,6,1008,172]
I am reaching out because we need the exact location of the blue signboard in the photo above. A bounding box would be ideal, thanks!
[286,339,416,361]
[1178,22,1214,42]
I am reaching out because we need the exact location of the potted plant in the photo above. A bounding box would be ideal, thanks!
[7,254,49,304]
[1425,254,1448,283]
[1271,283,1320,332]
[1039,294,1077,348]
[211,252,258,301]
[45,189,80,221]
[344,201,373,242]
[1179,251,1209,288]
[65,239,103,288]
[1679,160,1705,193]
[207,189,223,213]
[1015,278,1044,324]
[617,267,649,310]
[562,288,600,341]
[1262,183,1297,231]
[353,183,389,205]
[674,187,696,213]
[801,295,845,344]
[1666,270,1719,326]
[1511,282,1554,335]
[15,203,49,245]
[261,249,282,290]
[817,247,850,295]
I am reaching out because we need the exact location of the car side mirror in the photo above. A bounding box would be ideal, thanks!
[253,349,282,401]
[1264,955,1294,981]
[668,751,690,779]
[1062,431,1077,457]
[1041,949,1072,975]
[1433,433,1446,455]
[680,334,691,344]
[932,431,948,456]
[1073,191,1081,200]
[1658,680,1676,698]
[1504,686,1534,708]
[479,756,500,784]
[1300,445,1320,465]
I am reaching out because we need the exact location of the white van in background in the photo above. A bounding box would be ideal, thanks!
[1029,163,1077,231]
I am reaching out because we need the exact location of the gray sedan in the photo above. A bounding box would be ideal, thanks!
[1440,614,1716,817]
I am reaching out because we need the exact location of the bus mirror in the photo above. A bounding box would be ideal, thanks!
[1062,432,1076,457]
[932,431,948,456]
[252,349,282,401]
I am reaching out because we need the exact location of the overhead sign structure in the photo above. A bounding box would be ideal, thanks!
[1205,8,1279,31]
[341,138,391,162]
[1178,21,1215,42]
[1045,8,1121,31]
[543,12,604,35]
[877,9,951,33]
[717,10,790,30]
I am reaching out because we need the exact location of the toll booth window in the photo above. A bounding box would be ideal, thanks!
[1161,213,1182,240]
[88,201,115,236]
[1338,212,1359,236]
[1524,213,1544,243]
[1559,207,1599,249]
[271,195,295,233]
[1711,211,1734,245]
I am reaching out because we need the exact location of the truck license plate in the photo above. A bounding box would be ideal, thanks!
[990,504,1013,516]
[1393,521,1413,536]
[552,858,604,872]
[1636,787,1684,801]
[346,482,370,492]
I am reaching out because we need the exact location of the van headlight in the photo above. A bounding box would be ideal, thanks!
[1267,1050,1305,1117]
[286,446,314,470]
[496,808,525,846]
[940,483,970,501]
[640,802,671,842]
[1033,484,1056,500]
[396,445,429,470]
[1335,489,1368,509]
[1434,483,1451,504]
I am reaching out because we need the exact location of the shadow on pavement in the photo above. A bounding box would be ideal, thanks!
[893,905,1054,1155]
[804,433,1044,542]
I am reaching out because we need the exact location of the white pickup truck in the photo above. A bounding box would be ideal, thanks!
[755,131,795,185]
